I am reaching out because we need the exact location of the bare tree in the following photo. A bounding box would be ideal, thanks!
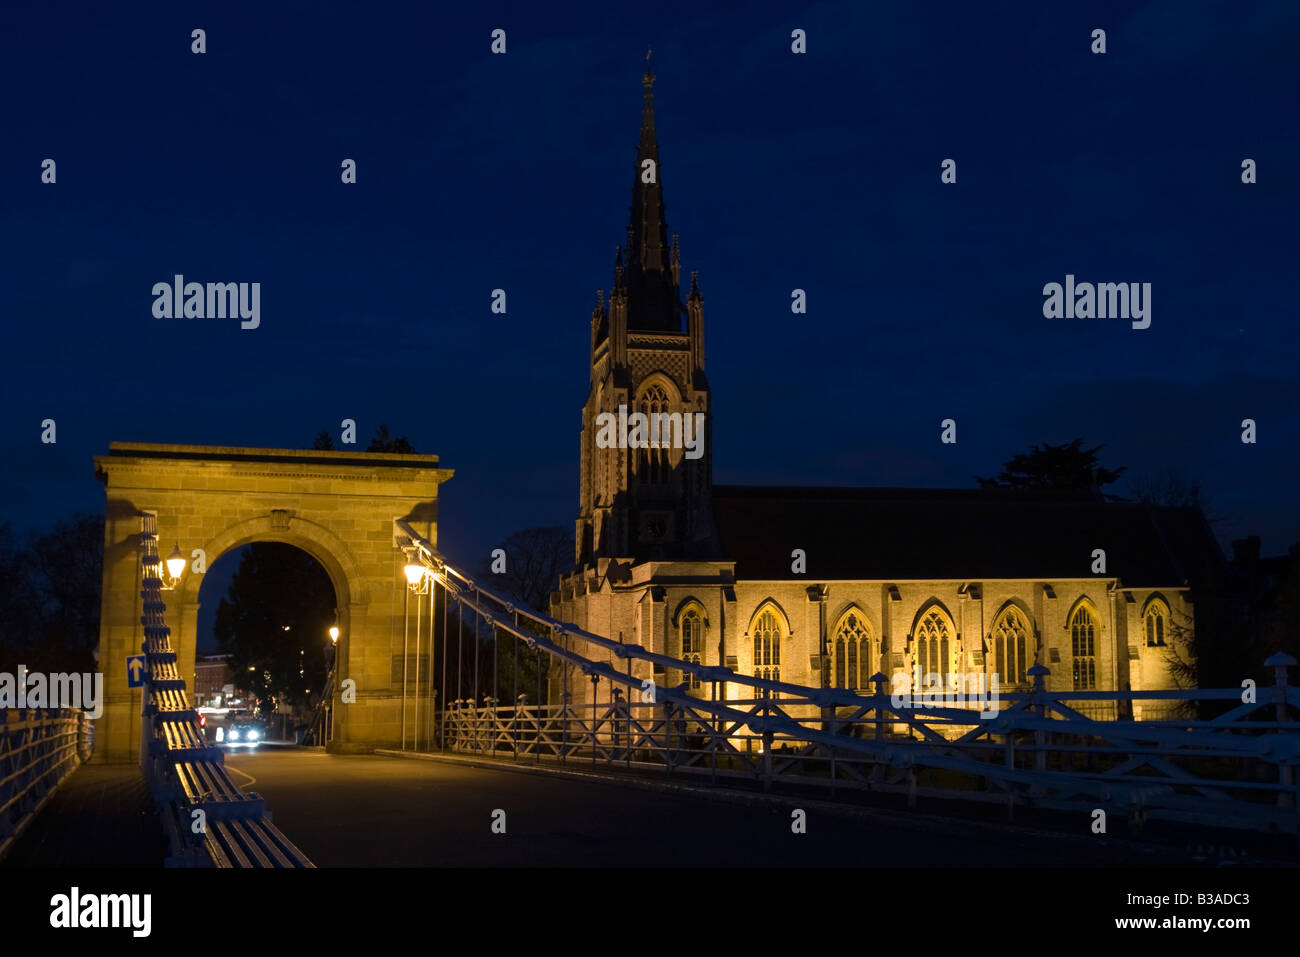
[480,526,574,613]
[1128,466,1207,508]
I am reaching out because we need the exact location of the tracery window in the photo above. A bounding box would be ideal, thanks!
[1144,599,1168,647]
[680,610,703,690]
[833,610,871,690]
[1070,605,1097,689]
[752,607,782,694]
[637,384,671,485]
[915,610,952,680]
[993,607,1030,687]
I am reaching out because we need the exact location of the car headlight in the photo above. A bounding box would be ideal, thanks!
[229,729,240,741]
[246,730,259,740]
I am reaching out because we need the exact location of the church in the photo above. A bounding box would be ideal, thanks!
[550,65,1220,721]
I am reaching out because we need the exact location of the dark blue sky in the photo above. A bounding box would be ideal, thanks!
[2,0,1297,574]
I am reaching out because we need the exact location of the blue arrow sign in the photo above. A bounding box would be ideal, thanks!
[126,655,146,688]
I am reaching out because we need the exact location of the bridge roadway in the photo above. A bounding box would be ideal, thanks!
[220,745,1167,867]
[3,744,1191,867]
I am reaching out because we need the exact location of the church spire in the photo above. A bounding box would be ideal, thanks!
[622,53,681,331]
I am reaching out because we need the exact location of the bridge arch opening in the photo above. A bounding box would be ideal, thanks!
[93,443,452,761]
[195,542,340,742]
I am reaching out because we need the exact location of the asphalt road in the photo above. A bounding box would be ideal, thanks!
[225,747,1167,867]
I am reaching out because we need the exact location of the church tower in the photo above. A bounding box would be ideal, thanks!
[574,61,716,567]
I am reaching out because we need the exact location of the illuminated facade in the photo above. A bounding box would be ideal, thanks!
[551,66,1218,719]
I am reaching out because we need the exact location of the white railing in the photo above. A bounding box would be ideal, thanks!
[393,521,1300,835]
[138,512,313,867]
[0,708,93,860]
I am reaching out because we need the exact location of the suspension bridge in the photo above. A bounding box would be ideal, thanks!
[3,445,1298,868]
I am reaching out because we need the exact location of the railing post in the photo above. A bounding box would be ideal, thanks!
[1027,663,1050,798]
[590,675,600,768]
[828,700,838,797]
[480,696,493,754]
[1005,719,1017,821]
[871,672,888,741]
[515,693,527,760]
[1267,653,1297,810]
[761,728,774,792]
[664,699,674,778]
[561,690,571,763]
[611,688,625,762]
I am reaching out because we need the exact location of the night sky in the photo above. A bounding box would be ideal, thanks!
[2,0,1297,607]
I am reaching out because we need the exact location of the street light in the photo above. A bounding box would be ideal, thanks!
[404,548,430,593]
[329,624,340,643]
[159,543,186,589]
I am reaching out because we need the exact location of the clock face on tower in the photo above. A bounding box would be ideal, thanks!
[640,512,670,542]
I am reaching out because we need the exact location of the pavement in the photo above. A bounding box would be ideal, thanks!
[1,763,166,868]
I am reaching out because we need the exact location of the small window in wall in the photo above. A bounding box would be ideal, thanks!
[1144,599,1169,647]
[680,610,703,690]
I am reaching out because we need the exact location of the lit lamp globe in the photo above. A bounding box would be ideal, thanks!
[328,625,340,644]
[404,562,426,588]
[165,544,187,581]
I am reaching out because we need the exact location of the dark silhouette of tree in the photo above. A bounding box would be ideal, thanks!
[1128,466,1206,508]
[479,526,574,613]
[440,526,576,709]
[212,543,336,715]
[310,426,413,452]
[367,424,415,453]
[0,522,37,672]
[977,438,1125,492]
[1157,537,1300,719]
[24,515,104,673]
[0,515,104,675]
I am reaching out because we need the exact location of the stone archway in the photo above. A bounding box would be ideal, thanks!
[93,443,452,762]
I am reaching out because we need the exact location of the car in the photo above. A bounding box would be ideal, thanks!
[223,714,266,748]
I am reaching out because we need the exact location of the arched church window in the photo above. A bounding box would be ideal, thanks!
[680,610,703,690]
[915,609,952,681]
[1144,599,1168,647]
[1070,605,1097,689]
[833,610,871,691]
[752,607,782,695]
[992,607,1030,687]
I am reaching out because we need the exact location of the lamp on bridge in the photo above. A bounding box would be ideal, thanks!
[403,548,431,594]
[329,624,340,644]
[161,543,186,590]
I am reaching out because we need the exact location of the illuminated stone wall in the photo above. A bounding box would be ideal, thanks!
[93,443,451,762]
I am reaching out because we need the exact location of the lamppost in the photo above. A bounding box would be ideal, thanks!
[324,618,340,745]
[401,549,442,751]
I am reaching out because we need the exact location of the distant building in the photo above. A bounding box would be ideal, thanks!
[193,654,233,707]
[551,65,1225,720]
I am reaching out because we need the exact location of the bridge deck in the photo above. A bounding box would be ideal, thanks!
[222,747,1173,867]
[7,747,1272,867]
